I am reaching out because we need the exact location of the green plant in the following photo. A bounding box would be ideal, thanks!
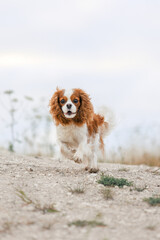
[134,185,147,192]
[68,220,106,228]
[98,175,132,188]
[144,196,160,206]
[16,190,33,204]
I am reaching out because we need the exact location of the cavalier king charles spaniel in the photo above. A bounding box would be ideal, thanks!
[49,88,114,173]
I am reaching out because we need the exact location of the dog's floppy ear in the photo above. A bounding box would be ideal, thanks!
[49,88,63,124]
[73,89,94,124]
[49,88,71,125]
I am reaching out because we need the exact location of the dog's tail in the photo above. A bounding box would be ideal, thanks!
[97,106,116,137]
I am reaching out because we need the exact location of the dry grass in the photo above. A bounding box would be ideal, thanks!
[146,225,156,231]
[134,185,147,192]
[68,184,85,194]
[108,151,160,167]
[126,153,160,167]
[68,220,106,228]
[101,188,113,200]
[118,168,129,172]
[16,189,58,213]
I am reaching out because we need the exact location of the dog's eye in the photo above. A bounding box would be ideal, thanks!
[73,99,78,103]
[60,99,65,104]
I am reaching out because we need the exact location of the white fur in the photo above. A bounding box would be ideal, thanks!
[62,89,77,118]
[56,123,99,171]
[97,106,116,136]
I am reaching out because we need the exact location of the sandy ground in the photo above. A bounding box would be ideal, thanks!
[0,150,160,240]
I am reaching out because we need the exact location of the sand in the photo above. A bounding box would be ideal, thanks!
[0,150,160,240]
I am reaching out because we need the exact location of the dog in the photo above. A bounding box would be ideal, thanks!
[49,88,114,173]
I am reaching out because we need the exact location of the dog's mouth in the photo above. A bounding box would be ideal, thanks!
[65,111,76,116]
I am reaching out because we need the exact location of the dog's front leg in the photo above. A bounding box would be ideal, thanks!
[59,142,74,161]
[73,136,89,164]
[73,143,85,164]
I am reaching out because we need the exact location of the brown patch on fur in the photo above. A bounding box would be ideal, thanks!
[87,114,105,136]
[100,136,104,152]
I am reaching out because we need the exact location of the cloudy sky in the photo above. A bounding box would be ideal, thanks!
[0,0,160,129]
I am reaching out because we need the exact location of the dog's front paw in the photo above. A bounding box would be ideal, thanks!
[69,147,76,154]
[73,152,83,164]
[88,168,99,173]
[74,158,82,164]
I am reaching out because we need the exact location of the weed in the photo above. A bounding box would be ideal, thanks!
[101,188,113,200]
[146,225,156,231]
[134,185,147,192]
[69,184,85,194]
[98,175,132,188]
[118,168,129,172]
[144,196,160,206]
[16,190,33,204]
[16,189,58,213]
[36,204,58,214]
[68,220,106,228]
[151,168,160,175]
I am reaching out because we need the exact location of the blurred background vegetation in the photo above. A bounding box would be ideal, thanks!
[0,90,55,156]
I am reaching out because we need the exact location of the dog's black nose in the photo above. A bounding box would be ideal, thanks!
[67,104,72,109]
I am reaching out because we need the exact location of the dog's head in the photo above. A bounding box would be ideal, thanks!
[49,88,93,125]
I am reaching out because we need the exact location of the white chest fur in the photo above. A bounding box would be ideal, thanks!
[56,123,87,147]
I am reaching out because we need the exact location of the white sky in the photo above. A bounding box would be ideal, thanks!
[0,0,160,126]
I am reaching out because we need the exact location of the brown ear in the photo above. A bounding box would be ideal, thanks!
[49,89,63,124]
[49,88,71,125]
[73,89,94,124]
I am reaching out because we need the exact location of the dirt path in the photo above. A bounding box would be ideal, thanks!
[0,150,160,240]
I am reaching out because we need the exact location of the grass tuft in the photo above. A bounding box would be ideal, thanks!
[134,186,147,192]
[16,189,58,213]
[68,220,106,228]
[101,188,113,200]
[16,190,33,204]
[68,184,85,194]
[146,225,156,231]
[144,196,160,206]
[98,175,132,188]
[36,203,58,214]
